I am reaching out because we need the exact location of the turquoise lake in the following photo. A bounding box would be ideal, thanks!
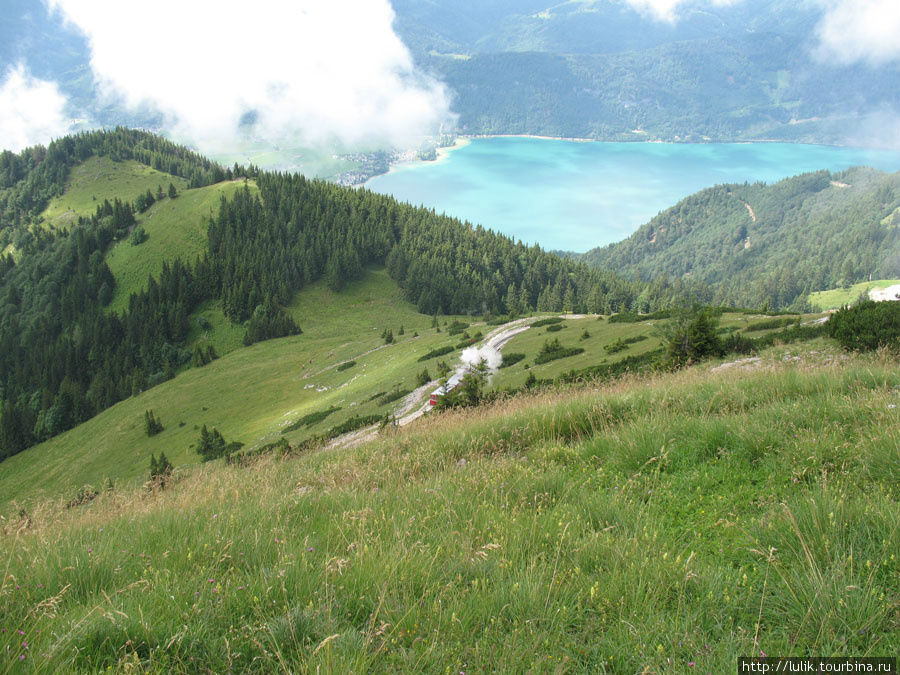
[366,137,900,252]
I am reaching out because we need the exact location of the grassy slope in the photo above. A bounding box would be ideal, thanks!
[2,348,897,672]
[0,298,824,508]
[0,269,458,506]
[808,279,900,311]
[105,179,258,313]
[40,156,190,230]
[488,311,822,389]
[491,316,662,389]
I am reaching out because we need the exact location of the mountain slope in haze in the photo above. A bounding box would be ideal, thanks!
[394,0,899,144]
[580,167,900,309]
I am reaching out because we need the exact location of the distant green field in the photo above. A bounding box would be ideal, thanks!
[808,279,900,311]
[193,136,357,180]
[40,156,189,230]
[105,179,258,312]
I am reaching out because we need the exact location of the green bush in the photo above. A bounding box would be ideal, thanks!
[743,316,798,332]
[336,360,356,372]
[500,352,526,368]
[533,338,584,365]
[375,389,412,406]
[418,345,455,361]
[149,452,173,481]
[604,338,628,354]
[128,225,148,246]
[663,307,724,366]
[144,409,164,436]
[328,414,382,437]
[828,301,900,351]
[608,309,671,323]
[447,320,469,336]
[531,317,564,327]
[284,406,341,432]
[195,425,242,462]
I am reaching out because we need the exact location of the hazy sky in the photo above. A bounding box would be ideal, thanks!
[0,0,899,154]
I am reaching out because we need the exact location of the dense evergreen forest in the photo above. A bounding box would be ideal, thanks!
[580,167,900,309]
[0,130,702,463]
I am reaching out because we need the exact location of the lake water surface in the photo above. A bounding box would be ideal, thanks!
[366,137,900,252]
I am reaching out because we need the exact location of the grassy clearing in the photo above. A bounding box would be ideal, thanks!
[40,157,189,230]
[2,351,898,671]
[184,299,247,357]
[105,180,258,312]
[808,279,900,311]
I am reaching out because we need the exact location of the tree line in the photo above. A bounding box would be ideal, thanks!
[582,167,900,310]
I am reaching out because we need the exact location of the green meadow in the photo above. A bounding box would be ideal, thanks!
[808,280,900,311]
[105,179,258,312]
[40,156,190,230]
[2,349,898,672]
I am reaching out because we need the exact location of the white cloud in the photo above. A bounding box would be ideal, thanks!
[813,0,900,66]
[621,0,740,23]
[46,0,454,151]
[0,64,71,153]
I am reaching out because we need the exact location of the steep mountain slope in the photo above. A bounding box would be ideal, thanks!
[580,167,900,309]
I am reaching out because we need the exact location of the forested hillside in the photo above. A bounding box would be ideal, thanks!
[1,131,705,464]
[394,0,900,144]
[580,167,900,309]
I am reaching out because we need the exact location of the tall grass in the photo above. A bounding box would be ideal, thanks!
[2,353,898,671]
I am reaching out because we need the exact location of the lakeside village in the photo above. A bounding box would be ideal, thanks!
[334,133,457,186]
